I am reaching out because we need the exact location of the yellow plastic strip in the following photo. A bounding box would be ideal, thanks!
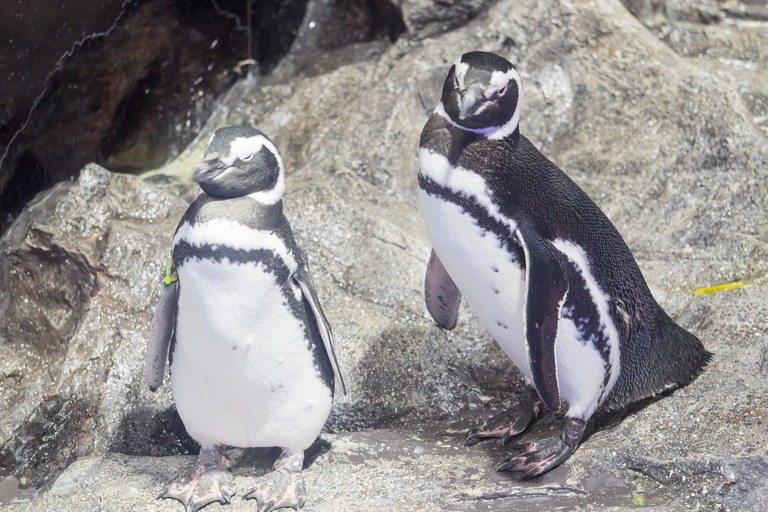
[693,281,745,296]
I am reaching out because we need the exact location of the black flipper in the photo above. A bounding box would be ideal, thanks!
[293,252,347,395]
[145,282,178,392]
[516,219,569,412]
[424,249,462,330]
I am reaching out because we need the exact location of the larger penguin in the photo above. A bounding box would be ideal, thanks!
[418,51,711,478]
[145,125,345,511]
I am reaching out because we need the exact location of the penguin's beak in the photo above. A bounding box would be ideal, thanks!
[193,156,228,183]
[458,85,484,120]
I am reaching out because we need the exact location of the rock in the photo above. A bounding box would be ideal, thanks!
[0,1,244,232]
[2,0,768,509]
[0,0,316,233]
[267,0,406,82]
[401,0,495,37]
[0,164,191,487]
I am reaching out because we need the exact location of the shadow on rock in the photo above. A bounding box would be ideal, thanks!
[109,406,198,457]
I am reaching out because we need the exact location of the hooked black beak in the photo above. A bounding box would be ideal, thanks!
[193,156,228,183]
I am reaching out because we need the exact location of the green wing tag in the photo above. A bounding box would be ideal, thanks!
[163,259,178,288]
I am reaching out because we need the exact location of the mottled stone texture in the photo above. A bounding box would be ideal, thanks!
[1,0,767,510]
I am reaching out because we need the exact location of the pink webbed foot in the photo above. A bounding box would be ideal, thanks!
[243,449,306,512]
[159,445,236,512]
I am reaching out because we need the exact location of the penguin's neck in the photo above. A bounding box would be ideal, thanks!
[193,193,286,231]
[434,102,521,141]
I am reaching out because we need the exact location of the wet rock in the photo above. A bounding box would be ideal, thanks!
[0,164,190,486]
[2,0,768,509]
[0,0,312,234]
[267,0,406,82]
[401,0,495,37]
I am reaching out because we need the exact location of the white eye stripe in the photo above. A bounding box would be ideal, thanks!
[454,59,470,91]
[228,135,270,164]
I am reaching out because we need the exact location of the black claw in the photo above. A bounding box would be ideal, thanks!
[258,502,274,512]
[501,432,512,446]
[464,429,481,447]
[496,418,588,479]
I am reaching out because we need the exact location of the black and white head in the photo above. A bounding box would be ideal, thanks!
[436,51,522,140]
[193,125,285,203]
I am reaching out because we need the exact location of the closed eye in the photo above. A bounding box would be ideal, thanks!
[242,154,254,162]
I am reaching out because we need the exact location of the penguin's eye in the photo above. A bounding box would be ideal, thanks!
[241,154,254,162]
[495,84,508,98]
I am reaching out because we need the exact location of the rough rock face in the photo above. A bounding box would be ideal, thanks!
[2,0,767,510]
[0,165,192,486]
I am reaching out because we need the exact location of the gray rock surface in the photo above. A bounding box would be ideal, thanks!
[2,0,767,510]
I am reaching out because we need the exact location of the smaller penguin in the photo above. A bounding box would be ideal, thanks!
[418,51,711,478]
[146,125,345,512]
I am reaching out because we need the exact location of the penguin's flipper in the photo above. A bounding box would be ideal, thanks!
[294,259,347,395]
[145,282,178,392]
[424,249,462,330]
[516,220,568,412]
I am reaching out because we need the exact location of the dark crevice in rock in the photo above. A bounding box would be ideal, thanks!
[0,0,409,236]
[0,153,49,233]
[0,0,312,236]
[267,0,406,82]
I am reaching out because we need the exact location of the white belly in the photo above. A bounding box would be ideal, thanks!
[419,190,530,377]
[171,258,332,451]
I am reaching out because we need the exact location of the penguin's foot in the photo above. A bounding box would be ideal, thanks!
[243,449,306,512]
[497,417,586,479]
[159,445,236,512]
[465,388,542,446]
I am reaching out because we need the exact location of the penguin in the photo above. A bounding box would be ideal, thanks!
[418,51,711,478]
[145,125,345,512]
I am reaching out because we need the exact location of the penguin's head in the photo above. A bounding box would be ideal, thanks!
[193,125,285,202]
[439,51,521,137]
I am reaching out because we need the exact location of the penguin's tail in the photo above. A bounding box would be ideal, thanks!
[660,318,713,388]
[641,307,714,399]
[603,310,712,412]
